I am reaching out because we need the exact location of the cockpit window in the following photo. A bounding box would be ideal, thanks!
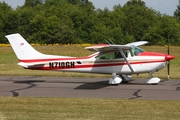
[131,46,144,56]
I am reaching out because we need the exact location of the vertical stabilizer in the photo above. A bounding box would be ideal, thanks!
[5,33,45,60]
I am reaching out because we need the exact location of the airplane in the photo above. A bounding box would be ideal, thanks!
[5,33,175,85]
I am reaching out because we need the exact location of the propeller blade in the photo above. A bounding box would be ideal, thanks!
[167,61,170,80]
[167,38,170,80]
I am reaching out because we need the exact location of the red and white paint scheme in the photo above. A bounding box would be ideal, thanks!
[6,33,175,85]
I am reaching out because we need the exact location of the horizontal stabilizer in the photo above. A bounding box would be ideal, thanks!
[18,62,45,68]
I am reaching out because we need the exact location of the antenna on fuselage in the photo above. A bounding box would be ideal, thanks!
[105,39,115,45]
[105,39,111,44]
[109,39,115,45]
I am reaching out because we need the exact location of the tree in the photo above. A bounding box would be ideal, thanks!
[174,0,180,20]
[14,5,40,39]
[1,0,180,45]
[27,1,75,44]
[24,0,44,7]
[125,0,146,7]
[143,15,180,45]
[121,0,157,41]
[0,2,13,43]
[68,0,91,5]
[68,0,79,5]
[90,6,134,44]
[159,15,180,45]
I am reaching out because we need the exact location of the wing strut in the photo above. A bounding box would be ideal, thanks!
[119,48,135,73]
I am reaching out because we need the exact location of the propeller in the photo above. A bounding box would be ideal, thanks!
[167,37,170,80]
[166,37,175,80]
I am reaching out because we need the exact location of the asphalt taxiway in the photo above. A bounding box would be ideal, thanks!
[0,76,180,100]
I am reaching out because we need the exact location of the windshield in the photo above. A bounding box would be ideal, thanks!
[131,45,145,56]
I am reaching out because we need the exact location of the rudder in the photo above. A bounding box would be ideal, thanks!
[5,33,45,60]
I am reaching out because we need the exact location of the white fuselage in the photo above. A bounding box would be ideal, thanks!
[26,51,167,75]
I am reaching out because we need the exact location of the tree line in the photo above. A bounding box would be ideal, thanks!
[1,0,180,45]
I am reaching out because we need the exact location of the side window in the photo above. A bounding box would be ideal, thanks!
[96,53,110,59]
[112,51,127,59]
[130,49,135,56]
[113,52,123,59]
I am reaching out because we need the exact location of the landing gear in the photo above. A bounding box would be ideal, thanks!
[144,73,161,84]
[108,73,160,85]
[108,74,132,85]
[144,77,160,85]
[109,73,122,85]
[142,69,161,84]
[120,75,132,84]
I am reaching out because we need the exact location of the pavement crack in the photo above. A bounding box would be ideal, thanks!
[10,83,37,97]
[129,89,142,100]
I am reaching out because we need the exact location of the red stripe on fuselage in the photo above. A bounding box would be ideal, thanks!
[20,51,167,70]
[28,59,166,70]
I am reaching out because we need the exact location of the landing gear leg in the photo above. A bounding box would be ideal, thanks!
[109,73,122,85]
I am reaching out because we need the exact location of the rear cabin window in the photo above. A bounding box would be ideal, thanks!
[112,51,127,59]
[96,53,110,59]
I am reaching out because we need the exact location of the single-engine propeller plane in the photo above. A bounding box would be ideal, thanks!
[6,33,175,85]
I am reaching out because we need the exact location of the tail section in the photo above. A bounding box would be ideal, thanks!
[6,33,73,63]
[5,33,45,60]
[6,33,74,68]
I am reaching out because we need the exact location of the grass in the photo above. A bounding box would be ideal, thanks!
[0,97,180,120]
[0,45,180,120]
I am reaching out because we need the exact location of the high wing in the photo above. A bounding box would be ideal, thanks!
[85,41,148,73]
[125,41,148,47]
[85,44,131,52]
[85,41,148,52]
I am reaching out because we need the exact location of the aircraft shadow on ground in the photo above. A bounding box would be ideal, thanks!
[74,80,110,90]
[74,81,148,90]
[13,79,111,90]
[11,78,168,90]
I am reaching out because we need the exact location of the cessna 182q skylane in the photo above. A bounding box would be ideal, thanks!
[6,33,175,85]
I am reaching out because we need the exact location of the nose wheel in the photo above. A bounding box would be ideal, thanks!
[145,74,160,84]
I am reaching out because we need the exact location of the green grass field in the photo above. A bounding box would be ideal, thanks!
[0,97,180,120]
[0,45,180,120]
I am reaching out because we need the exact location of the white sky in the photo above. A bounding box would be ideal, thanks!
[0,0,178,16]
